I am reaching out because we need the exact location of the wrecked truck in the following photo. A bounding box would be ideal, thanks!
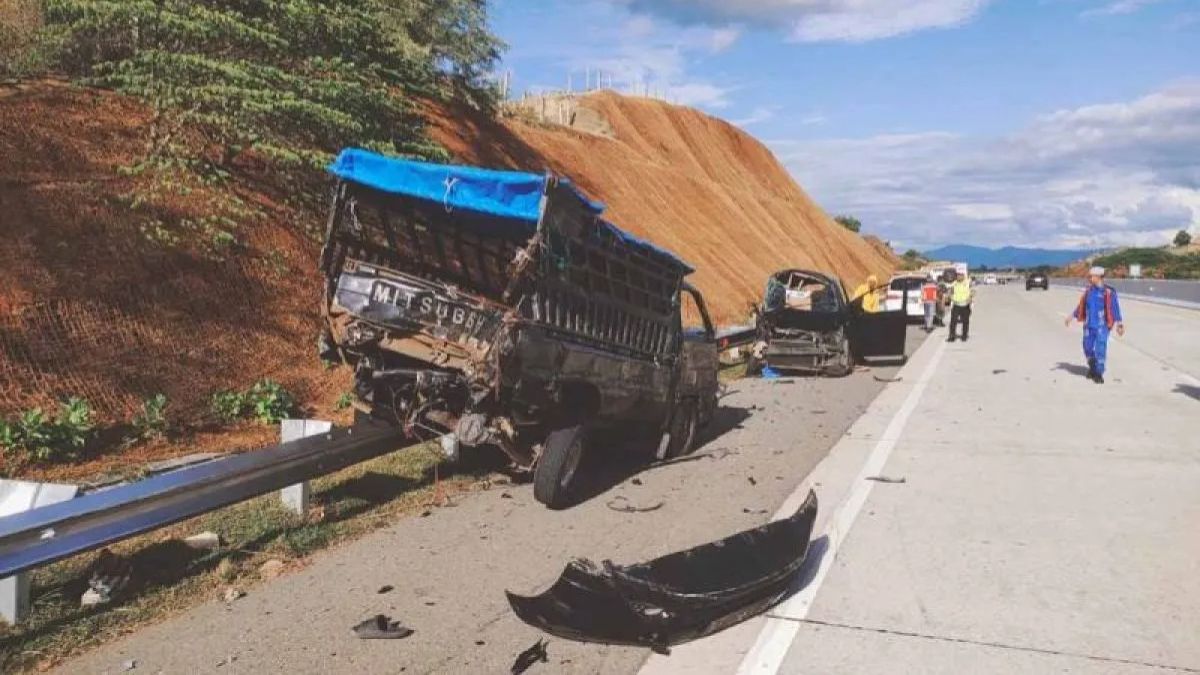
[318,149,719,508]
[751,269,908,376]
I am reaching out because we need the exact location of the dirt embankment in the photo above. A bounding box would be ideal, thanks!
[429,91,895,324]
[0,83,891,476]
[0,82,352,476]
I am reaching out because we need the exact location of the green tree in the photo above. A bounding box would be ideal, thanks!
[903,249,921,259]
[834,215,862,233]
[1175,229,1193,247]
[37,0,504,173]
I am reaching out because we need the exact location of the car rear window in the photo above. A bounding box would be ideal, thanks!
[890,277,924,290]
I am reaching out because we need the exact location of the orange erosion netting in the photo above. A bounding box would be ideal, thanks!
[0,83,345,426]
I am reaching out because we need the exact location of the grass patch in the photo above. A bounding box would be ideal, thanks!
[0,440,507,672]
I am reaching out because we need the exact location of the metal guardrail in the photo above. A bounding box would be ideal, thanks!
[0,421,403,578]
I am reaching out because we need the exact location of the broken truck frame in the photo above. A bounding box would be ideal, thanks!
[319,150,719,508]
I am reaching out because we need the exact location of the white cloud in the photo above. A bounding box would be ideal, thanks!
[617,0,993,42]
[623,14,657,37]
[1082,0,1166,17]
[772,83,1200,248]
[733,105,779,126]
[1169,11,1200,29]
[949,203,1015,221]
[707,26,743,51]
[667,82,734,108]
[800,112,828,126]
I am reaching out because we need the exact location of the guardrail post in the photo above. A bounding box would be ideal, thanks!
[0,480,78,624]
[279,420,332,515]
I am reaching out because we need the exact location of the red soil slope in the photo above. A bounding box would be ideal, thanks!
[0,82,350,470]
[429,92,895,324]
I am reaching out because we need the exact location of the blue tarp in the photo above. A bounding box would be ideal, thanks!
[329,149,691,272]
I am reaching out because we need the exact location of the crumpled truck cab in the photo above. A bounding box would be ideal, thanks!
[318,149,719,508]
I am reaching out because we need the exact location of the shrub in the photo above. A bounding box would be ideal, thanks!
[131,393,169,440]
[245,379,297,424]
[210,390,247,424]
[0,398,95,463]
[210,380,297,425]
[334,392,354,411]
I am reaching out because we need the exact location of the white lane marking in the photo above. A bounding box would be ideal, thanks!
[736,337,949,675]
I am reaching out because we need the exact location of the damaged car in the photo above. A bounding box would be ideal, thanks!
[507,489,818,649]
[318,149,719,508]
[751,269,908,376]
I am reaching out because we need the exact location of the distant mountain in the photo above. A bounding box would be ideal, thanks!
[922,245,1099,269]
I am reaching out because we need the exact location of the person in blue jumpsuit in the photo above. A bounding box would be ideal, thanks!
[1064,266,1125,384]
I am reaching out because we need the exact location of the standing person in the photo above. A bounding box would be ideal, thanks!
[1064,266,1124,384]
[852,274,881,313]
[946,270,974,342]
[921,273,939,332]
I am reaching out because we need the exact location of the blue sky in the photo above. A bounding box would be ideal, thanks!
[491,0,1200,250]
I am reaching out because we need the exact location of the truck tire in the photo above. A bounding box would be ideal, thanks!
[825,333,853,377]
[533,425,587,509]
[664,399,698,459]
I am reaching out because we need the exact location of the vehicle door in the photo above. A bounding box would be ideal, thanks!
[848,279,908,359]
[677,284,719,421]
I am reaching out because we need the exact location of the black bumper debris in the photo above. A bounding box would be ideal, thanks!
[506,490,818,649]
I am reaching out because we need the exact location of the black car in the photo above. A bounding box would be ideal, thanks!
[1026,272,1049,290]
[751,269,908,376]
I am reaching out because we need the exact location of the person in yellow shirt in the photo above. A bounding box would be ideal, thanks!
[945,270,975,342]
[852,274,880,313]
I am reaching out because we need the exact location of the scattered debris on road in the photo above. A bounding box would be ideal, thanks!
[742,507,769,515]
[507,490,818,650]
[992,369,1008,375]
[82,549,133,606]
[120,658,136,671]
[351,614,414,639]
[606,496,664,513]
[865,475,906,484]
[377,585,394,594]
[511,638,549,674]
[873,375,903,383]
[747,476,758,486]
[183,531,221,550]
[222,587,245,603]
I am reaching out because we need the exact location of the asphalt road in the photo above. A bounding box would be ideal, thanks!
[644,285,1200,674]
[1050,277,1200,308]
[61,332,927,674]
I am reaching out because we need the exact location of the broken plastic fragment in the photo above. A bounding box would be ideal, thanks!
[511,638,548,675]
[352,614,413,639]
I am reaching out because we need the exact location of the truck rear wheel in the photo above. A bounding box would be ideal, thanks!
[664,399,698,459]
[534,425,587,509]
